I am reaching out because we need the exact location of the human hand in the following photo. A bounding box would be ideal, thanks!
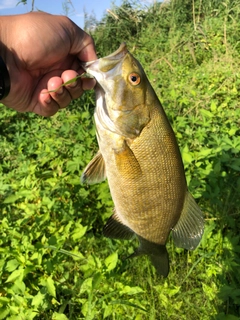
[0,12,97,116]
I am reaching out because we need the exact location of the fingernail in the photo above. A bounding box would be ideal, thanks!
[41,91,52,104]
[57,87,63,95]
[68,81,78,88]
[45,97,52,104]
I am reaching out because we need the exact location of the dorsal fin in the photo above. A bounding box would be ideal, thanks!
[81,151,106,184]
[103,211,135,240]
[172,191,204,250]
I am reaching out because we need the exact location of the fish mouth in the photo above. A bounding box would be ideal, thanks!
[81,43,128,73]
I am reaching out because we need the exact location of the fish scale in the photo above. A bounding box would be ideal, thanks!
[107,111,186,243]
[81,43,204,277]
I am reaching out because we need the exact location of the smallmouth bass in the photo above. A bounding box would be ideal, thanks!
[81,43,204,277]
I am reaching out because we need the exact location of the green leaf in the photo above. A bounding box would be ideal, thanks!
[3,194,20,204]
[202,283,216,301]
[120,285,144,295]
[103,304,113,319]
[5,269,24,283]
[168,286,181,297]
[198,148,212,157]
[80,278,92,295]
[5,259,19,272]
[52,312,69,320]
[46,276,56,298]
[0,297,10,305]
[181,145,193,164]
[223,316,240,320]
[210,101,217,112]
[31,291,45,308]
[0,307,10,320]
[12,278,26,295]
[92,272,102,290]
[110,300,146,312]
[71,225,87,241]
[81,300,95,319]
[104,252,118,272]
[200,109,214,118]
[229,164,240,171]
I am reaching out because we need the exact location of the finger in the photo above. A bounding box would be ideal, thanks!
[68,22,97,61]
[61,70,83,100]
[81,77,96,91]
[61,70,96,99]
[32,74,64,116]
[33,71,95,117]
[48,76,72,109]
[34,76,70,116]
[36,90,60,117]
[77,40,97,62]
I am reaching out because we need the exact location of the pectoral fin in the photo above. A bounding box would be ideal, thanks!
[81,151,106,184]
[114,140,142,179]
[172,191,204,250]
[103,211,135,240]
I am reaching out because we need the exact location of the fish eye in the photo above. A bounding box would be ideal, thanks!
[128,72,141,86]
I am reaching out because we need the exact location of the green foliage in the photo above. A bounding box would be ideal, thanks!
[1,0,240,319]
[90,1,147,57]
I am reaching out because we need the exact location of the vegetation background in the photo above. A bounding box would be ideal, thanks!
[0,0,240,319]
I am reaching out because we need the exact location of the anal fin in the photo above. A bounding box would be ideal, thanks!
[81,151,106,184]
[172,191,204,250]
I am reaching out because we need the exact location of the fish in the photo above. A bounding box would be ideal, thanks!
[81,43,204,277]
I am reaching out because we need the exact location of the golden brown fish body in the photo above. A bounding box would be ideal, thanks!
[81,44,204,276]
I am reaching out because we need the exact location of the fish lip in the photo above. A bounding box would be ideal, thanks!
[81,43,128,70]
[102,42,128,60]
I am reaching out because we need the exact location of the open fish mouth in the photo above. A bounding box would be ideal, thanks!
[81,43,128,73]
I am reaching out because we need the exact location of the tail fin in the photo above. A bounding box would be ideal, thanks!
[149,249,169,277]
[129,236,169,277]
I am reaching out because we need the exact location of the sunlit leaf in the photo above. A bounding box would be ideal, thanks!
[31,291,46,308]
[52,312,69,320]
[120,285,144,295]
[5,259,19,272]
[104,252,118,272]
[46,277,56,298]
[5,269,24,283]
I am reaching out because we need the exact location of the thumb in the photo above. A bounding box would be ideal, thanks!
[68,20,97,62]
